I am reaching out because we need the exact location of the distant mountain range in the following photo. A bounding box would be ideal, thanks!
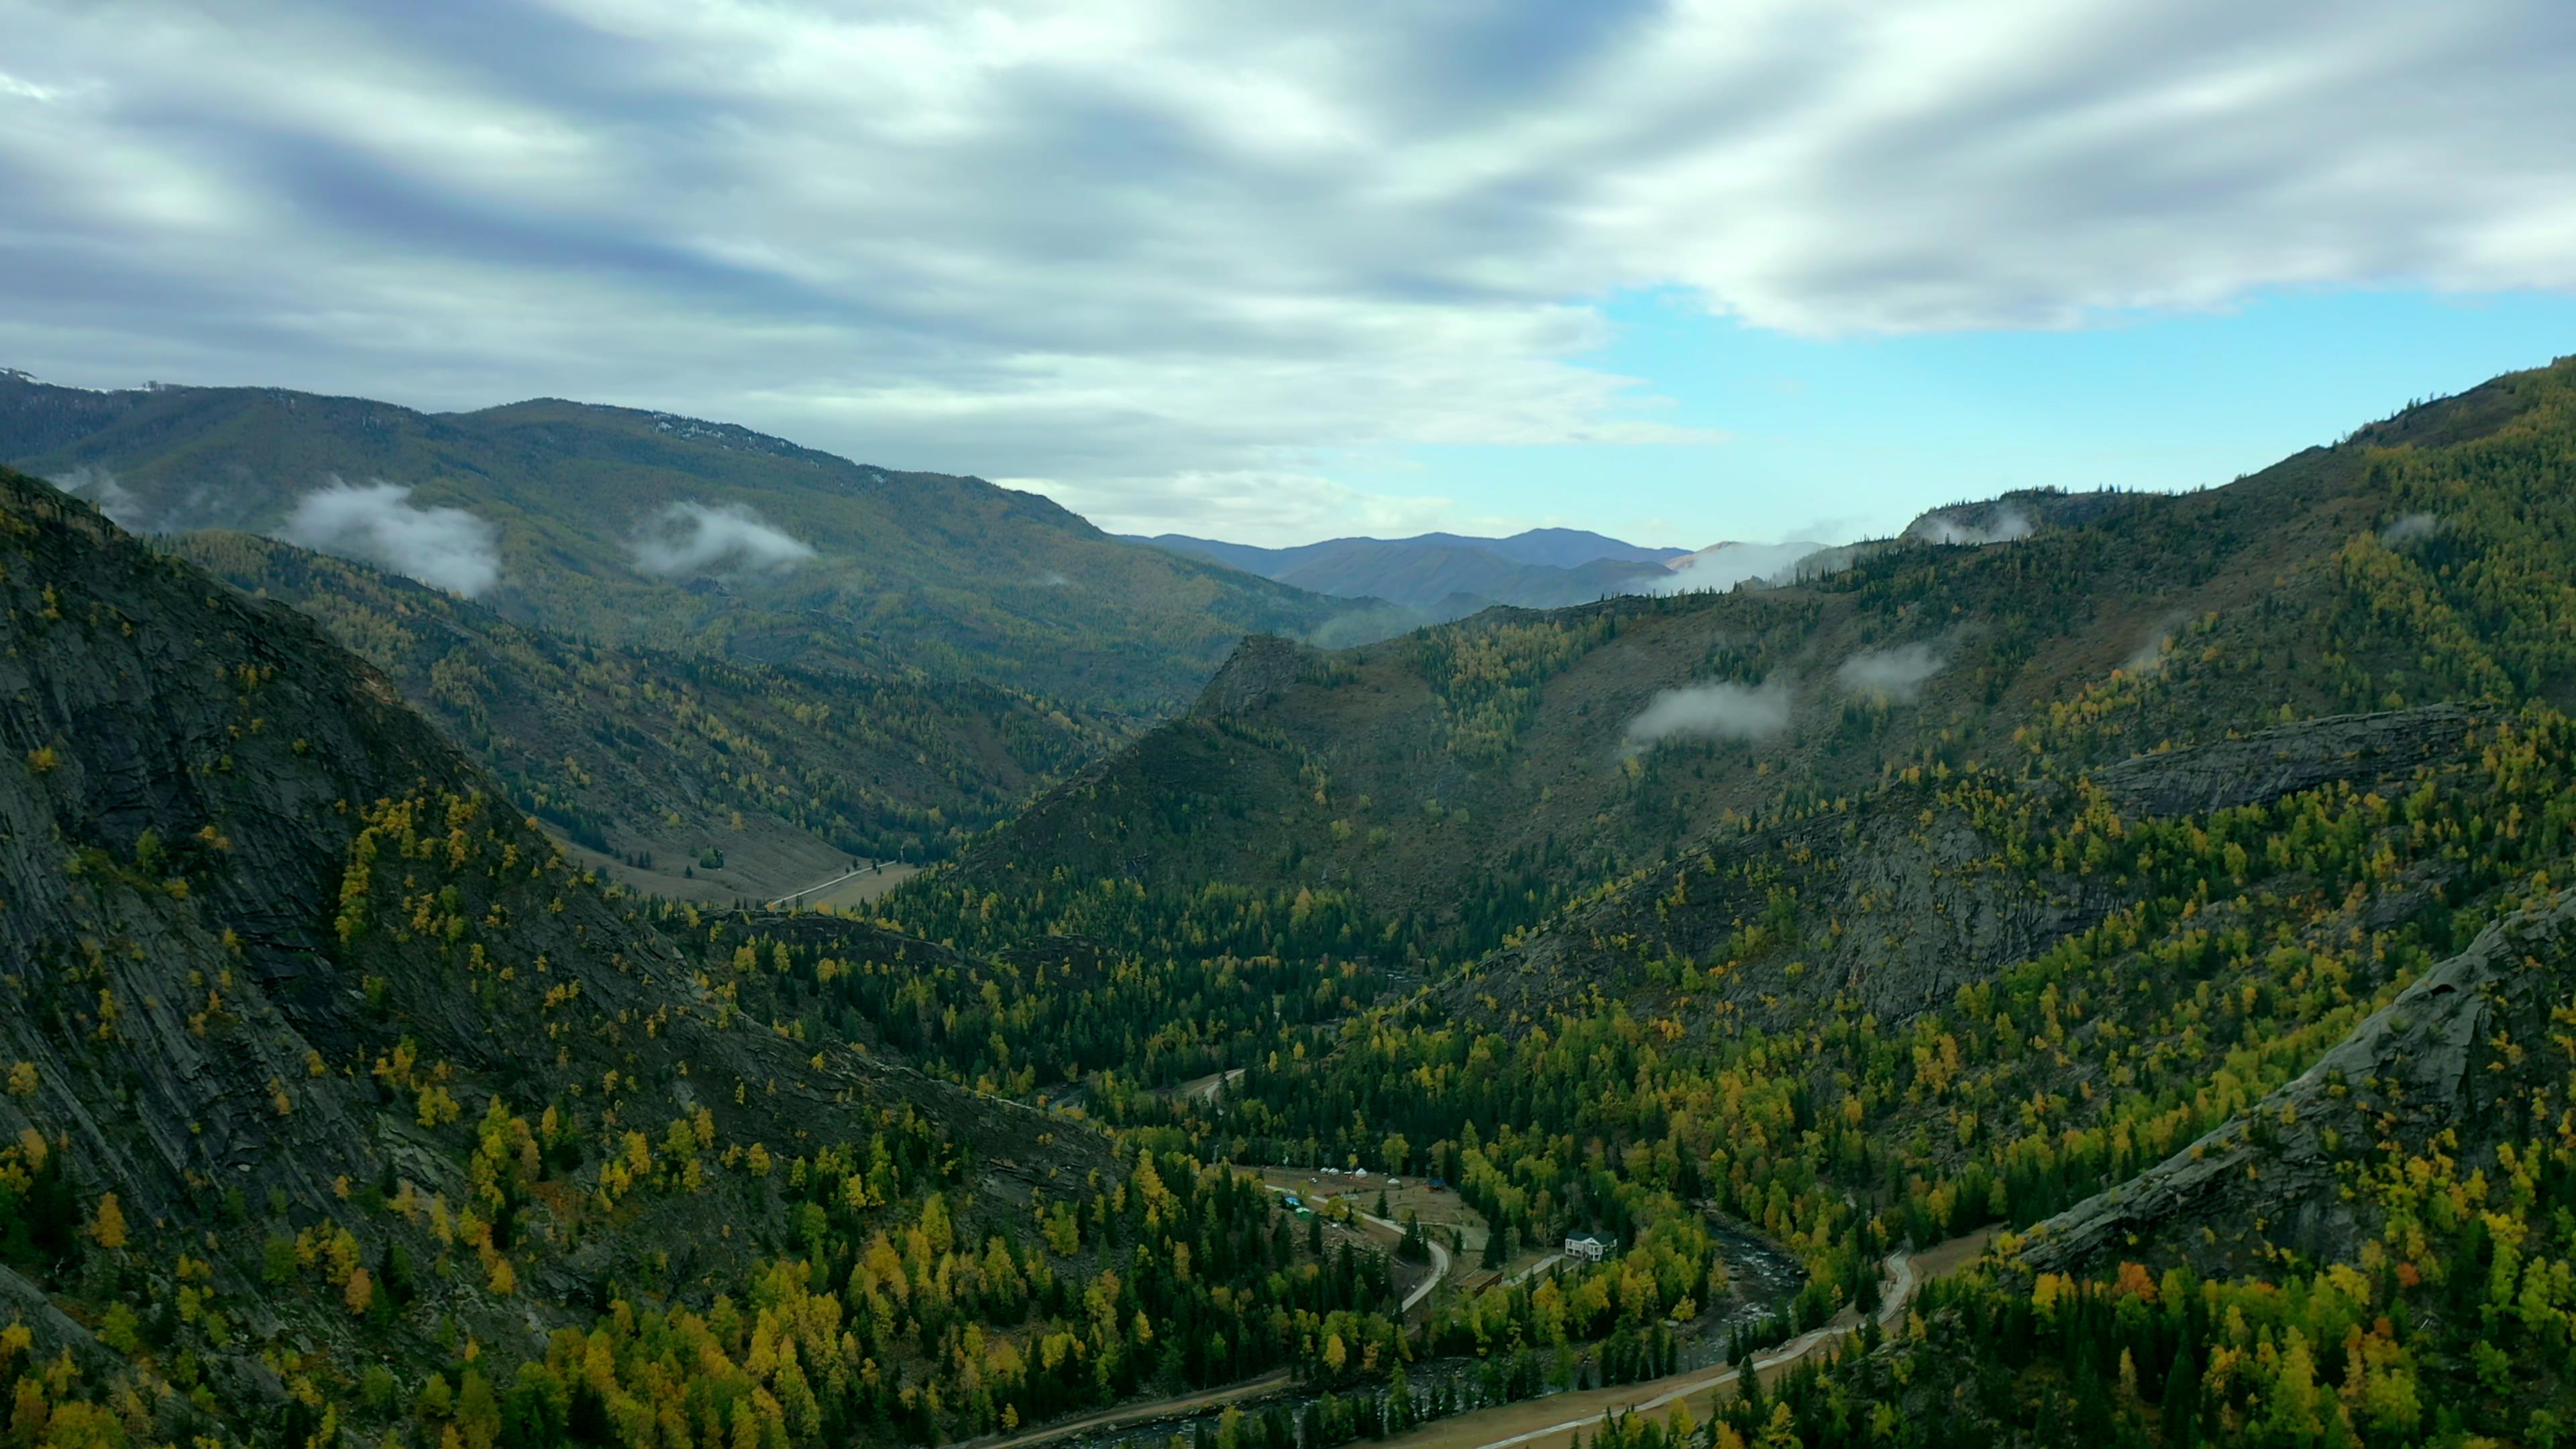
[1132,527,1693,613]
[0,370,1399,713]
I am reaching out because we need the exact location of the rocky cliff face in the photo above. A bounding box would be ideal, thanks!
[2088,704,2480,819]
[2018,888,2576,1276]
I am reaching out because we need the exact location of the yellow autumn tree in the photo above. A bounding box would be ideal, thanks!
[87,1193,127,1250]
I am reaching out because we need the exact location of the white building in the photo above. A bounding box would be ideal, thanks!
[1564,1232,1617,1262]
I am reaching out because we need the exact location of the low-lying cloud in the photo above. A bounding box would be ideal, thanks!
[2123,613,2192,674]
[46,467,144,527]
[1624,680,1792,751]
[280,480,501,597]
[1836,643,1947,702]
[631,502,816,576]
[1909,508,2032,546]
[2381,512,2443,544]
[1642,541,1837,596]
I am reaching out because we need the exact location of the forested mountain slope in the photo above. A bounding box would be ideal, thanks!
[0,466,1405,1448]
[928,360,2576,972]
[164,529,1107,899]
[854,358,2576,1449]
[0,372,1386,712]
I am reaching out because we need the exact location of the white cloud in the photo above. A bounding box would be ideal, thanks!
[2381,511,2443,543]
[1836,642,1947,700]
[1625,680,1793,750]
[1907,507,2033,545]
[46,467,142,525]
[0,0,2569,536]
[1008,467,1464,547]
[280,479,500,596]
[630,501,816,576]
[0,70,58,103]
[1644,539,1839,594]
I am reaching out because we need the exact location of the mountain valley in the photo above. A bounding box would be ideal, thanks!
[5,358,2576,1449]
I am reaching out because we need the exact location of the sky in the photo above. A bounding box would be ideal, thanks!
[2,1,2573,549]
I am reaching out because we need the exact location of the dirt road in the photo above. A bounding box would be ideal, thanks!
[1365,1229,1998,1449]
[1254,1172,1454,1316]
[1358,1208,1452,1315]
[962,1191,1455,1449]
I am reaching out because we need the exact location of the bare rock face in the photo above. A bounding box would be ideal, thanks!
[2088,704,2479,819]
[2019,888,2576,1275]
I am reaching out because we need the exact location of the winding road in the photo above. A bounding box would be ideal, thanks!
[959,1200,1967,1449]
[1357,1208,1454,1316]
[763,863,874,908]
[1363,1229,1995,1449]
[955,1199,1452,1449]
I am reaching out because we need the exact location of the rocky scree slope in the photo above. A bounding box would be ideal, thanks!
[1452,703,2489,1031]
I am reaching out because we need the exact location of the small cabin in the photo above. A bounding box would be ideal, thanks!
[1563,1232,1617,1262]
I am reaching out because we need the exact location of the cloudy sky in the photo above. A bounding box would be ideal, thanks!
[3,1,2573,547]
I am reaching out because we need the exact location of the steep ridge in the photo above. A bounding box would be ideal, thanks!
[0,373,1383,712]
[1452,704,2490,1030]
